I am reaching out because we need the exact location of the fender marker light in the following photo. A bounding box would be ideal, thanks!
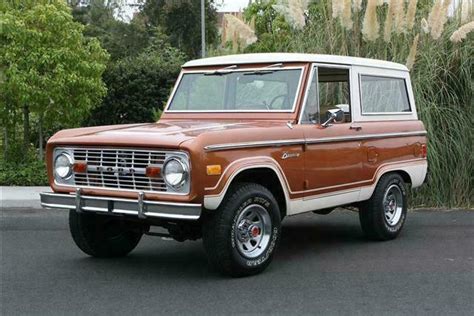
[421,144,427,158]
[206,165,222,176]
[146,165,162,178]
[73,161,87,173]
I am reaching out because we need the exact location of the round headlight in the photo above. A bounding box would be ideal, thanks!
[54,153,73,179]
[162,157,188,188]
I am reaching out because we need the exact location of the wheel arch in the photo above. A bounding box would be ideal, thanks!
[359,161,428,202]
[203,164,290,218]
[232,168,288,219]
[385,169,412,185]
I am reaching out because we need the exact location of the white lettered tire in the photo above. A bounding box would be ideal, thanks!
[202,183,281,277]
[359,173,408,240]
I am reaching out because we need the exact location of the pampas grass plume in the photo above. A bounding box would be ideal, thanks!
[384,0,394,42]
[352,0,362,12]
[428,0,442,30]
[393,0,406,34]
[406,0,418,31]
[406,34,419,70]
[362,0,380,41]
[460,0,472,24]
[332,0,345,18]
[273,0,309,30]
[430,0,452,40]
[224,14,258,47]
[421,18,429,33]
[353,0,362,12]
[450,21,474,42]
[342,0,353,30]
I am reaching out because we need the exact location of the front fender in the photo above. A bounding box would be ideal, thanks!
[203,156,291,211]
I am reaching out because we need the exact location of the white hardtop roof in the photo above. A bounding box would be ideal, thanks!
[183,53,408,71]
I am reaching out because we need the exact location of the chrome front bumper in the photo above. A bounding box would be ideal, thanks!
[40,190,201,220]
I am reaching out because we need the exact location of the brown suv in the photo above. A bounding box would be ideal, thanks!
[41,53,428,276]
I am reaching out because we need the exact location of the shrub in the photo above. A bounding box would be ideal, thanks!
[85,35,186,126]
[0,145,48,186]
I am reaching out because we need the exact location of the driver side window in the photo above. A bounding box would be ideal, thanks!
[302,66,351,124]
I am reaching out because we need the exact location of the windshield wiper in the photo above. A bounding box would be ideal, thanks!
[204,64,238,76]
[243,69,276,76]
[242,63,283,76]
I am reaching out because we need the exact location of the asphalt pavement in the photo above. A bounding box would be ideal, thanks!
[1,208,473,315]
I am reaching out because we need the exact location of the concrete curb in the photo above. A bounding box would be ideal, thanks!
[1,186,51,210]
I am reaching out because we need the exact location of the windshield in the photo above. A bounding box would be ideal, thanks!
[167,68,303,112]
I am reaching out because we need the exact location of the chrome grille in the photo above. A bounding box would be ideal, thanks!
[72,148,170,192]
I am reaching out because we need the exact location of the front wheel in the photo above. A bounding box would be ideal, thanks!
[202,183,281,277]
[359,173,408,241]
[69,210,143,257]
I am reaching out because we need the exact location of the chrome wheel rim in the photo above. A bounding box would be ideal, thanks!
[234,204,272,258]
[383,184,403,226]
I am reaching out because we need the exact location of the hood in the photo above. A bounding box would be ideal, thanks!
[47,120,281,148]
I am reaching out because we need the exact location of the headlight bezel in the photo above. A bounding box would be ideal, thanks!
[162,156,190,191]
[54,151,74,181]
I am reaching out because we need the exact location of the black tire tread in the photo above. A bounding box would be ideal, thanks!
[359,173,407,241]
[202,182,280,277]
[69,210,142,258]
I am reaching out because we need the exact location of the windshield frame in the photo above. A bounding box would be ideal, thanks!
[164,66,305,113]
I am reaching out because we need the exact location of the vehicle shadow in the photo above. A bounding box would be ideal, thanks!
[276,219,366,261]
[73,213,365,279]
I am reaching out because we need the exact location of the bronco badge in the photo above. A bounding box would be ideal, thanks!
[281,152,300,160]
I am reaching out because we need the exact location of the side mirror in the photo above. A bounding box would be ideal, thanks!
[321,109,344,128]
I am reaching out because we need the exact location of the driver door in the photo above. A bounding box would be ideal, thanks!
[300,65,364,199]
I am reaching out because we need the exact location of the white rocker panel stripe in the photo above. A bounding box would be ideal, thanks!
[203,159,427,214]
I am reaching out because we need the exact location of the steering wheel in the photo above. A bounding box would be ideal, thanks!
[269,94,289,109]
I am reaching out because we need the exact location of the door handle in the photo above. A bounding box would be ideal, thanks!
[350,125,362,131]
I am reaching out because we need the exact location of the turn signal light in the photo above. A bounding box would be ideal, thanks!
[146,165,162,178]
[421,144,427,158]
[73,161,87,173]
[206,165,222,176]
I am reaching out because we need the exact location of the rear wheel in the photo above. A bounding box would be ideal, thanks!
[202,183,281,277]
[359,173,408,241]
[69,211,142,257]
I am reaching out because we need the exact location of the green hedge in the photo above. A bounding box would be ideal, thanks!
[0,159,48,186]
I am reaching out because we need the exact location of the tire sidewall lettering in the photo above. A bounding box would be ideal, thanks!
[230,195,279,268]
[383,178,407,233]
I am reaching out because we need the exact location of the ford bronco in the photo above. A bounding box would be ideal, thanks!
[41,53,428,277]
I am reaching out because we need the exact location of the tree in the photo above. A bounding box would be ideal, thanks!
[85,31,186,126]
[0,0,109,160]
[70,0,152,61]
[140,0,219,58]
[242,0,293,53]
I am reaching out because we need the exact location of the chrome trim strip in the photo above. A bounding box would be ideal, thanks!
[298,64,317,124]
[305,131,427,144]
[204,131,427,151]
[41,202,75,210]
[205,139,306,151]
[40,192,202,221]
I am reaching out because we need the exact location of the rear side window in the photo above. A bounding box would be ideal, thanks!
[360,75,411,114]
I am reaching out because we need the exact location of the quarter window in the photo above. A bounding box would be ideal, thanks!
[360,76,411,113]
